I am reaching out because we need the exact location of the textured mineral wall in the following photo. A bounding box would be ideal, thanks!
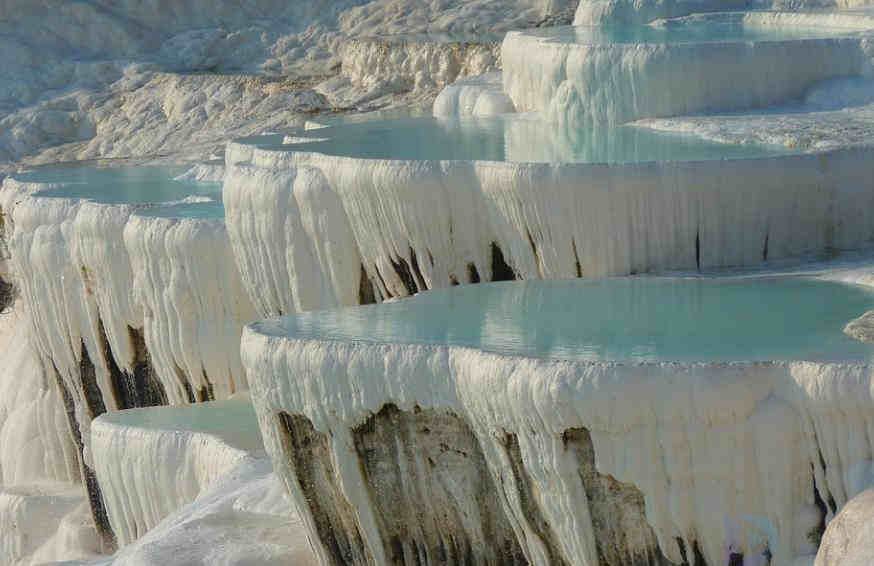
[503,14,873,126]
[91,399,262,546]
[226,141,874,315]
[242,326,874,565]
[815,488,874,565]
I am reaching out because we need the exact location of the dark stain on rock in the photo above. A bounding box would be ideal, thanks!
[501,433,570,565]
[353,404,528,565]
[107,325,167,409]
[196,371,215,403]
[277,412,372,566]
[79,340,107,418]
[490,242,516,282]
[50,364,116,552]
[0,275,14,313]
[571,239,583,278]
[177,364,197,404]
[810,463,829,547]
[762,232,769,262]
[467,262,481,284]
[358,264,377,305]
[676,538,708,566]
[390,252,419,297]
[525,229,542,277]
[562,428,674,566]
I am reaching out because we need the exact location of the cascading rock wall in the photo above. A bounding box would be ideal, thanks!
[225,141,874,313]
[241,329,874,566]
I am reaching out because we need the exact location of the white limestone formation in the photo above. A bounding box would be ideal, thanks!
[815,489,874,565]
[574,0,749,25]
[0,0,577,169]
[103,459,317,566]
[432,72,516,117]
[574,0,874,25]
[123,214,256,404]
[6,1,874,563]
[502,13,874,126]
[0,173,254,553]
[225,139,874,313]
[91,398,263,545]
[332,35,502,107]
[242,312,874,565]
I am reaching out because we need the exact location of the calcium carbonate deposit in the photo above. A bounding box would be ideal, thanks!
[5,0,874,565]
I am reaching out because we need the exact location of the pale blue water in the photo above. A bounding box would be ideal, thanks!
[528,21,854,45]
[97,397,262,451]
[251,115,793,163]
[135,200,225,219]
[15,165,222,209]
[261,277,874,363]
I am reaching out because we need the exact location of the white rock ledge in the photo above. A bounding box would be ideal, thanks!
[503,12,874,125]
[243,317,874,566]
[339,35,502,98]
[91,397,263,546]
[433,72,517,117]
[225,139,874,317]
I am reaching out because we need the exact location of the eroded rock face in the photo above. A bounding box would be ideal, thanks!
[561,428,674,566]
[352,404,527,565]
[273,402,686,566]
[277,412,373,566]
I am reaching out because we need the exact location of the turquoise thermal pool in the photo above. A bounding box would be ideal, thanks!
[255,115,793,163]
[133,200,225,219]
[16,165,222,211]
[96,397,261,451]
[255,277,874,363]
[524,20,860,45]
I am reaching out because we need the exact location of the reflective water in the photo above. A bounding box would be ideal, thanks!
[97,397,261,451]
[526,21,855,45]
[15,165,222,209]
[134,200,225,219]
[265,277,874,362]
[252,115,793,163]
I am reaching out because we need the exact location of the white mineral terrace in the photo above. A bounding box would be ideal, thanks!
[225,123,874,316]
[503,12,874,126]
[242,275,874,566]
[90,397,317,565]
[4,4,874,564]
[91,397,263,545]
[0,163,252,553]
[1,164,248,412]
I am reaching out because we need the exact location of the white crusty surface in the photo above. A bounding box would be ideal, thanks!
[242,321,874,565]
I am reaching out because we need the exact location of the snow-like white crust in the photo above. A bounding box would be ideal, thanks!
[242,320,874,565]
[0,177,255,489]
[226,140,874,315]
[0,298,77,488]
[124,214,256,404]
[224,163,364,317]
[504,13,874,126]
[0,300,94,565]
[574,1,874,25]
[105,458,317,566]
[173,163,225,183]
[574,0,748,25]
[339,36,501,100]
[0,484,97,564]
[91,398,262,546]
[433,72,516,117]
[816,488,874,565]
